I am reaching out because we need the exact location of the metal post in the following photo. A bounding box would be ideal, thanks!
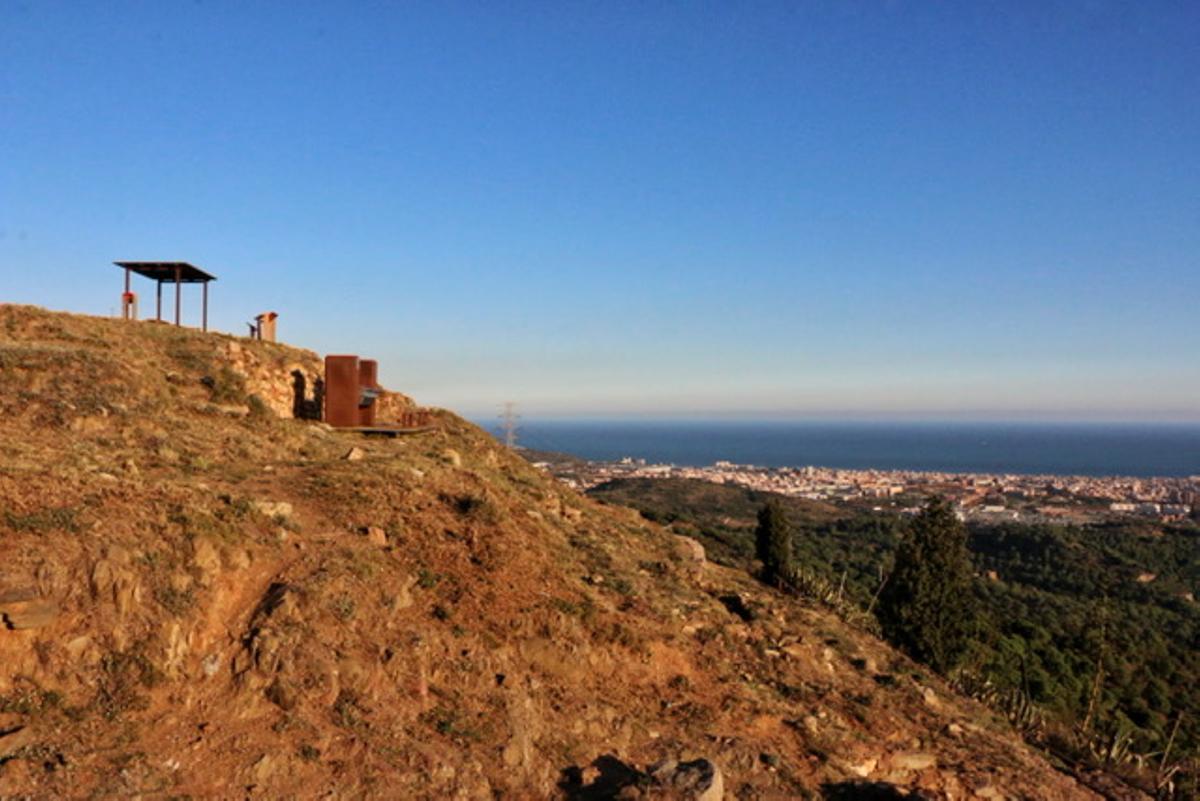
[122,267,131,320]
[156,280,162,321]
[202,282,208,332]
[174,265,182,326]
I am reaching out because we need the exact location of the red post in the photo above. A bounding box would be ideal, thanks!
[359,359,378,426]
[324,355,361,428]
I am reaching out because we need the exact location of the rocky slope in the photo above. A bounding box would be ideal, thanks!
[0,305,1104,799]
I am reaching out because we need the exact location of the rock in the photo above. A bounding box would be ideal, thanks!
[251,752,277,783]
[365,526,387,547]
[343,447,365,461]
[846,757,877,777]
[672,535,707,566]
[647,758,724,801]
[252,500,294,520]
[212,404,250,418]
[442,449,463,468]
[0,599,59,630]
[0,726,35,759]
[226,548,252,571]
[921,686,940,708]
[889,751,937,771]
[202,653,222,678]
[192,538,223,584]
[90,548,141,615]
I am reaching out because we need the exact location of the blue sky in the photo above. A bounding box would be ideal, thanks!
[2,2,1197,420]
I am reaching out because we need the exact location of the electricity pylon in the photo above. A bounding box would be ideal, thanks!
[499,402,519,448]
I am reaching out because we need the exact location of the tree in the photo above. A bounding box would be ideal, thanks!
[755,500,794,587]
[876,497,977,673]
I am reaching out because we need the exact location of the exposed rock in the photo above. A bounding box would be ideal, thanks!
[889,751,938,771]
[192,537,223,585]
[1,598,59,630]
[0,726,35,759]
[365,526,388,547]
[202,653,222,678]
[343,446,365,461]
[672,535,706,568]
[252,500,294,520]
[647,757,724,801]
[90,547,141,615]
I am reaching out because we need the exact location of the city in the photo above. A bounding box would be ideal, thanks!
[535,455,1200,525]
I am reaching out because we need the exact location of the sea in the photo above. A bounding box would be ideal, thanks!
[489,420,1200,478]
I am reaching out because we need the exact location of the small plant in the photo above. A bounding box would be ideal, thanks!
[246,394,270,418]
[329,594,356,622]
[154,585,195,616]
[416,568,441,589]
[3,506,79,534]
[298,744,321,762]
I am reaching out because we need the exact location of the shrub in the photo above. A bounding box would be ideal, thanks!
[755,501,793,587]
[875,497,977,673]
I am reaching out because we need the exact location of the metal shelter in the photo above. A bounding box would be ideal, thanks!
[114,261,216,331]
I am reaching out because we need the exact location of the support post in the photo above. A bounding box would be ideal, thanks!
[122,267,131,320]
[174,265,182,326]
[202,282,209,332]
[156,280,162,321]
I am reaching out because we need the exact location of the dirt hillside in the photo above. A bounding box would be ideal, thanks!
[0,305,1103,799]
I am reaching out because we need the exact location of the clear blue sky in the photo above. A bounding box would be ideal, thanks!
[2,2,1197,421]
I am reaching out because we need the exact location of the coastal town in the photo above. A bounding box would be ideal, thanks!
[532,454,1200,525]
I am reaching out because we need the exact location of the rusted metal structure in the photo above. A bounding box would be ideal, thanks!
[322,355,432,433]
[324,355,380,428]
[114,261,216,331]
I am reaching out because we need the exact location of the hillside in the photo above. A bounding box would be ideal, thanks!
[0,305,1105,799]
[589,477,1199,796]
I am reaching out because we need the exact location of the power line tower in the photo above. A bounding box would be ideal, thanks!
[499,402,520,449]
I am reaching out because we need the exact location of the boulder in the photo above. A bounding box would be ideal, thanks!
[365,526,388,547]
[252,500,294,520]
[647,757,724,801]
[343,447,365,461]
[672,535,706,566]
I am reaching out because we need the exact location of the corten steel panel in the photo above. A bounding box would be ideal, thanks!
[325,355,361,428]
[358,360,378,426]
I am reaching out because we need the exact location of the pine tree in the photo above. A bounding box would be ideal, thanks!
[875,497,976,673]
[755,500,794,587]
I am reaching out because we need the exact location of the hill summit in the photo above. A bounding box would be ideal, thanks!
[0,305,1101,799]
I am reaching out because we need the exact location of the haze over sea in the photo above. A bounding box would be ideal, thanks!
[501,421,1200,478]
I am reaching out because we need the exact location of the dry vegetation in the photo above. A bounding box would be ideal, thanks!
[0,305,1109,799]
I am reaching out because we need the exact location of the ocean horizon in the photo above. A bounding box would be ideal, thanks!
[479,420,1200,478]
